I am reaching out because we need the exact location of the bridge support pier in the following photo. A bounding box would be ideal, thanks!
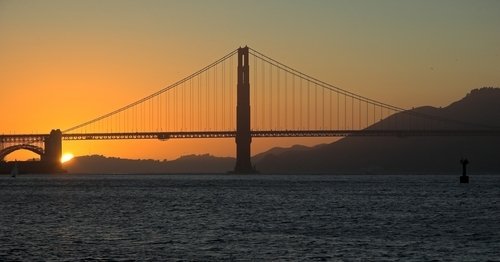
[42,129,63,172]
[234,46,256,174]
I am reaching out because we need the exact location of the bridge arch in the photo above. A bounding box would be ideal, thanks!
[0,144,44,161]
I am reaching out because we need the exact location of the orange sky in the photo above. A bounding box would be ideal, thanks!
[1,0,499,161]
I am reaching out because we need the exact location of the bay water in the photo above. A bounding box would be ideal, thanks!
[1,174,499,260]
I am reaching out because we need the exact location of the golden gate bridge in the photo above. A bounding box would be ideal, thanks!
[1,46,499,173]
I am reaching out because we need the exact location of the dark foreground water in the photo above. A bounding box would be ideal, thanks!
[0,174,499,261]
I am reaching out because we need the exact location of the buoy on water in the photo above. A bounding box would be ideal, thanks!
[460,158,469,183]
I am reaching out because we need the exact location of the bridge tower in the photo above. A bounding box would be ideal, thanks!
[234,46,255,173]
[42,129,62,168]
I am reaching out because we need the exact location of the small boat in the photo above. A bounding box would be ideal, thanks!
[11,162,18,178]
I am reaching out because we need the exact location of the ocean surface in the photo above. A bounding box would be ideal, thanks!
[0,174,499,261]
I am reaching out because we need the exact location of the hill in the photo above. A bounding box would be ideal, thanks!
[64,154,234,174]
[255,87,500,173]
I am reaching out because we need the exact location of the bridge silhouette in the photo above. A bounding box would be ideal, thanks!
[2,46,499,173]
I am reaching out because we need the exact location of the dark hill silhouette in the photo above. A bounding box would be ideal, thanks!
[255,87,500,173]
[65,154,234,174]
[252,144,312,163]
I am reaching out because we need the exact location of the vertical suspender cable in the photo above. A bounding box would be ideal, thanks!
[373,104,376,126]
[190,78,193,130]
[262,58,265,130]
[292,74,295,130]
[158,92,160,131]
[314,83,317,129]
[182,83,185,130]
[206,69,209,130]
[253,55,257,131]
[337,92,339,130]
[344,94,347,130]
[229,55,233,130]
[198,76,201,130]
[322,86,325,129]
[214,65,217,130]
[269,62,273,129]
[284,71,287,130]
[358,98,361,130]
[150,97,152,131]
[277,67,280,129]
[300,78,303,129]
[222,61,225,130]
[307,80,310,129]
[351,96,354,130]
[330,89,332,130]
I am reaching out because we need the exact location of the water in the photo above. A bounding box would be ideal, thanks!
[0,174,499,261]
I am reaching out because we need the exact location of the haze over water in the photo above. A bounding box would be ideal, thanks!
[1,174,499,260]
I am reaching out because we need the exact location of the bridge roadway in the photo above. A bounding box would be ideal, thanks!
[2,129,500,143]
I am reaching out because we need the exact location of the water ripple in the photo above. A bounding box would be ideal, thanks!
[1,174,499,260]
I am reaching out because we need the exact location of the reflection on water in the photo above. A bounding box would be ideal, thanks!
[1,174,499,260]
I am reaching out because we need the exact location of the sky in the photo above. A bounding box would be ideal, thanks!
[1,0,499,161]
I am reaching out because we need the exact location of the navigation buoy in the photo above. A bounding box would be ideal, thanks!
[460,158,469,183]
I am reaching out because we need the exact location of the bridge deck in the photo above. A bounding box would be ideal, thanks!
[3,130,500,143]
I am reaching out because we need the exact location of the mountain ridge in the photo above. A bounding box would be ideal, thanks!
[255,87,500,173]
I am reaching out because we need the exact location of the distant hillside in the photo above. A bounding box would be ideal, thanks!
[255,87,500,174]
[64,154,234,174]
[252,144,313,163]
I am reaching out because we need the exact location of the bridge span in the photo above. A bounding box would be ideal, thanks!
[4,129,500,144]
[2,46,500,174]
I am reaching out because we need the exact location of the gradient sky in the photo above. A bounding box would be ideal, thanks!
[1,0,499,161]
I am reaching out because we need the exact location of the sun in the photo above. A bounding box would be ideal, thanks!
[61,153,74,163]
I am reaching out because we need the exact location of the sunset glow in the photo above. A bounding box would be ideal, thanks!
[61,153,74,163]
[1,0,499,161]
